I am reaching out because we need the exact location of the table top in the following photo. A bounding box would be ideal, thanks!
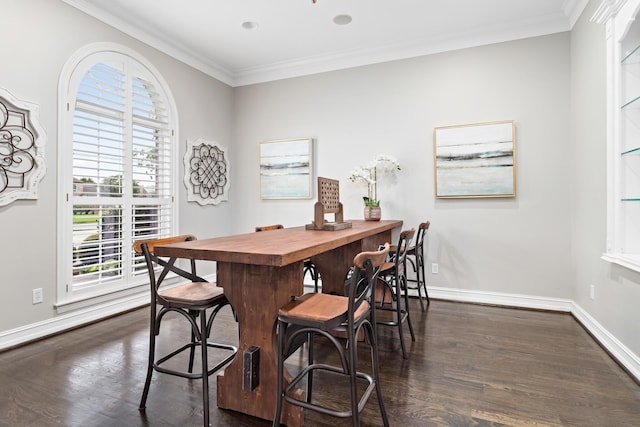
[155,219,402,267]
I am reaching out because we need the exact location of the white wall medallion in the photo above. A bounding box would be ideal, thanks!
[184,138,230,205]
[0,87,46,207]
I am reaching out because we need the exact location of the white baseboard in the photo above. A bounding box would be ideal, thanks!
[570,302,640,381]
[424,286,574,312]
[0,273,217,351]
[424,286,640,383]
[0,292,149,350]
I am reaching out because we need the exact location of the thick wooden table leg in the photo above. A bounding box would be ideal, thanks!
[216,261,305,427]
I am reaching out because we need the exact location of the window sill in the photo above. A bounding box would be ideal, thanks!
[55,283,149,314]
[601,252,640,274]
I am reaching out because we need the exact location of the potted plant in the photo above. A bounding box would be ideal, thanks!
[349,154,401,221]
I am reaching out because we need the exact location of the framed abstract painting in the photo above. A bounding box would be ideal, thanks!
[259,137,313,199]
[434,121,516,198]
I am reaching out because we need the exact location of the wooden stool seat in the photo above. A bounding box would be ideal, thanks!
[279,293,370,327]
[159,282,224,305]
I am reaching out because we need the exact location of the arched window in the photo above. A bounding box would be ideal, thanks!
[58,43,177,307]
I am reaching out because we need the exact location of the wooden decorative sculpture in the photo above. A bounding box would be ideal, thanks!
[306,177,352,231]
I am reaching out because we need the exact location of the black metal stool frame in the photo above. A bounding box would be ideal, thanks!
[136,236,237,427]
[273,246,390,427]
[404,221,431,311]
[377,229,416,359]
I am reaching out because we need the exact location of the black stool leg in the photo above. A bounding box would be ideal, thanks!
[403,275,416,342]
[367,323,389,427]
[419,252,430,307]
[139,310,157,410]
[273,321,285,427]
[200,309,210,427]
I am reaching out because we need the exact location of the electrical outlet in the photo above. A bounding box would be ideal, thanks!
[590,284,595,300]
[431,263,439,274]
[32,288,43,305]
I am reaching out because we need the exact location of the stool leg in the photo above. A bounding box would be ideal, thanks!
[395,274,409,359]
[273,321,285,427]
[403,275,416,342]
[139,310,157,410]
[200,309,210,427]
[367,323,389,427]
[414,254,426,312]
[306,331,314,403]
[419,252,430,307]
[348,325,359,426]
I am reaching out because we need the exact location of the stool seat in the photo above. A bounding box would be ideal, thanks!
[279,292,370,328]
[159,282,224,305]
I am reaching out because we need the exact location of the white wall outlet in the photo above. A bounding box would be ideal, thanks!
[431,263,439,274]
[32,288,43,304]
[590,284,595,300]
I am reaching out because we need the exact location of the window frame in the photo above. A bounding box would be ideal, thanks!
[594,0,640,273]
[57,43,179,310]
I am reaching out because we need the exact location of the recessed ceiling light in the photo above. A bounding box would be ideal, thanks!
[241,21,259,30]
[333,14,352,26]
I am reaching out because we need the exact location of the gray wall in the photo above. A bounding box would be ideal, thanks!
[0,0,234,332]
[234,33,573,300]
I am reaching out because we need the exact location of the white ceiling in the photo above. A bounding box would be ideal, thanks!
[62,0,588,87]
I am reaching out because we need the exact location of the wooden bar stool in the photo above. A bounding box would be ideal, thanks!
[273,244,391,427]
[404,221,431,311]
[376,228,416,359]
[134,235,237,427]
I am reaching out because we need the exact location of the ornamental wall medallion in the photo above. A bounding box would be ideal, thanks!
[183,138,230,205]
[0,88,46,207]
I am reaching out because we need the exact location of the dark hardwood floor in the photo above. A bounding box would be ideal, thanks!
[1,299,639,426]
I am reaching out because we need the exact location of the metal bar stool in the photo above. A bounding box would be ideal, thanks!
[273,244,391,427]
[134,235,237,427]
[404,221,431,311]
[376,228,416,359]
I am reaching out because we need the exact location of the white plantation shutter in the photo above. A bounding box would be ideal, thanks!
[61,47,176,301]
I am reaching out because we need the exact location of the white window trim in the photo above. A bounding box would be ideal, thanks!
[594,0,640,273]
[57,42,179,309]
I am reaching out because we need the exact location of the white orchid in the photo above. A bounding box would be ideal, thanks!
[348,154,401,206]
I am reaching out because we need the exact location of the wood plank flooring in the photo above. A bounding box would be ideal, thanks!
[1,299,638,426]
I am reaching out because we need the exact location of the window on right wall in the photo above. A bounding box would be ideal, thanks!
[594,0,640,272]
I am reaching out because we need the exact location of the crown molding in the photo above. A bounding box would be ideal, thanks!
[60,0,236,86]
[62,0,586,87]
[233,13,571,86]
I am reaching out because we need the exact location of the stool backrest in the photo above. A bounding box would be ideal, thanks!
[414,221,430,253]
[393,228,415,277]
[133,235,205,300]
[346,243,390,324]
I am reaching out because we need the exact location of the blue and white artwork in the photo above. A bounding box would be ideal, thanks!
[260,138,312,199]
[435,121,516,198]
